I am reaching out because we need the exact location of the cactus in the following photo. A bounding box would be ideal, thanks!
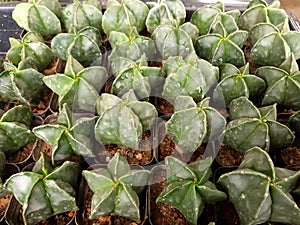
[43,55,108,112]
[0,105,35,156]
[224,97,295,153]
[255,54,300,110]
[157,156,226,225]
[7,32,54,72]
[218,147,300,225]
[152,23,197,60]
[102,0,149,36]
[33,103,97,165]
[191,2,241,35]
[12,0,62,39]
[214,63,266,106]
[108,28,157,62]
[51,26,102,67]
[250,22,300,67]
[145,0,186,34]
[95,91,157,150]
[82,151,150,222]
[61,0,103,33]
[161,55,219,102]
[4,153,80,225]
[239,0,288,31]
[194,12,248,67]
[111,55,165,100]
[0,63,46,105]
[165,96,226,153]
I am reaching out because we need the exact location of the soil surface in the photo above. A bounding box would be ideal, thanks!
[98,131,154,165]
[0,195,11,221]
[215,144,244,167]
[7,143,34,164]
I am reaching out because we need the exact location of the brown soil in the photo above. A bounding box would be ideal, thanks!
[7,143,34,164]
[33,139,53,161]
[98,131,153,165]
[80,183,145,225]
[0,194,11,221]
[149,167,216,225]
[281,146,300,166]
[215,144,244,167]
[154,97,174,115]
[31,90,52,115]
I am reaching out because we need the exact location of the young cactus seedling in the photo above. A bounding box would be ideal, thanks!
[191,1,241,35]
[33,103,97,165]
[239,0,288,31]
[0,105,35,156]
[51,26,102,67]
[4,153,81,225]
[102,0,149,36]
[82,151,150,222]
[250,22,300,67]
[61,0,103,33]
[145,0,186,34]
[166,96,226,153]
[194,11,248,67]
[0,63,46,105]
[157,156,227,225]
[214,63,266,106]
[255,54,300,110]
[111,55,165,100]
[12,0,62,39]
[152,22,197,60]
[7,32,54,72]
[43,55,108,112]
[162,55,219,103]
[108,28,157,62]
[224,97,295,153]
[95,91,157,150]
[218,147,300,225]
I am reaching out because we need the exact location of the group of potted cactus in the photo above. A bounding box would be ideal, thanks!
[0,0,300,224]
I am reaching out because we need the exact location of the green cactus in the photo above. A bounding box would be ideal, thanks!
[82,151,150,222]
[51,26,102,67]
[4,153,80,225]
[33,103,97,165]
[12,0,62,39]
[0,63,46,105]
[0,105,35,156]
[224,97,295,153]
[214,63,266,106]
[250,22,300,67]
[218,147,300,225]
[0,152,9,198]
[43,55,108,112]
[152,23,197,60]
[95,91,158,150]
[61,0,102,33]
[156,156,227,225]
[111,55,165,100]
[255,54,300,110]
[288,111,300,135]
[102,0,149,36]
[145,0,186,34]
[7,32,54,72]
[194,17,248,67]
[239,0,288,31]
[161,55,219,102]
[165,96,226,153]
[108,28,157,62]
[191,2,241,35]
